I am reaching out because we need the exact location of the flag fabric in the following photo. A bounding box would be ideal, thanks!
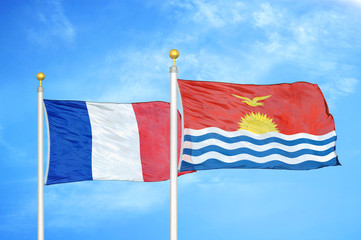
[177,79,339,172]
[44,100,187,185]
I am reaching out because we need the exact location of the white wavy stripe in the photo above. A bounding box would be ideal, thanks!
[183,140,336,152]
[182,151,337,165]
[185,128,336,141]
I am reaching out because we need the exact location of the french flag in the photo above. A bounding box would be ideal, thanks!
[44,100,186,185]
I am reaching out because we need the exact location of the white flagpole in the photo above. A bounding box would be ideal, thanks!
[169,49,179,240]
[37,72,45,240]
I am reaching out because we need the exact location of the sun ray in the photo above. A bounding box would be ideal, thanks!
[238,112,279,134]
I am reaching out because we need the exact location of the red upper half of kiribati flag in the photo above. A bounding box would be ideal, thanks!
[178,79,335,135]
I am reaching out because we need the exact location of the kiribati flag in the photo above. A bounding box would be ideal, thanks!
[178,80,339,172]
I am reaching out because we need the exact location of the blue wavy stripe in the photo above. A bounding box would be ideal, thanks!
[183,145,336,158]
[180,157,340,172]
[184,134,336,146]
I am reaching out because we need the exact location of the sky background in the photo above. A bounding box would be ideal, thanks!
[1,0,361,239]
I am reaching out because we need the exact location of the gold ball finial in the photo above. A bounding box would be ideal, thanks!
[169,49,179,59]
[169,49,179,66]
[36,72,45,86]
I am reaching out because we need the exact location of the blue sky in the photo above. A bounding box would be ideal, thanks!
[1,0,361,239]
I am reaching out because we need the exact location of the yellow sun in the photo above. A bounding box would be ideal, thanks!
[238,112,279,134]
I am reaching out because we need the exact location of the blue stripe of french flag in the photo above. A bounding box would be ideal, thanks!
[44,100,186,185]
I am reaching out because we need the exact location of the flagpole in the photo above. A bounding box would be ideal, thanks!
[37,72,45,240]
[169,49,179,240]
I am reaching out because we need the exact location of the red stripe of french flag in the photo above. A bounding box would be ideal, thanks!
[132,102,191,182]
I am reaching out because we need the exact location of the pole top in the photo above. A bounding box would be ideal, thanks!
[169,49,179,66]
[36,72,45,87]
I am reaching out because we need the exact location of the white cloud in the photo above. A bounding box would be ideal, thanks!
[333,0,361,7]
[253,2,283,28]
[319,78,359,108]
[165,0,246,28]
[181,50,254,84]
[94,48,171,103]
[52,1,360,108]
[338,78,358,93]
[245,3,361,90]
[27,0,75,45]
[192,0,245,27]
[293,26,316,45]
